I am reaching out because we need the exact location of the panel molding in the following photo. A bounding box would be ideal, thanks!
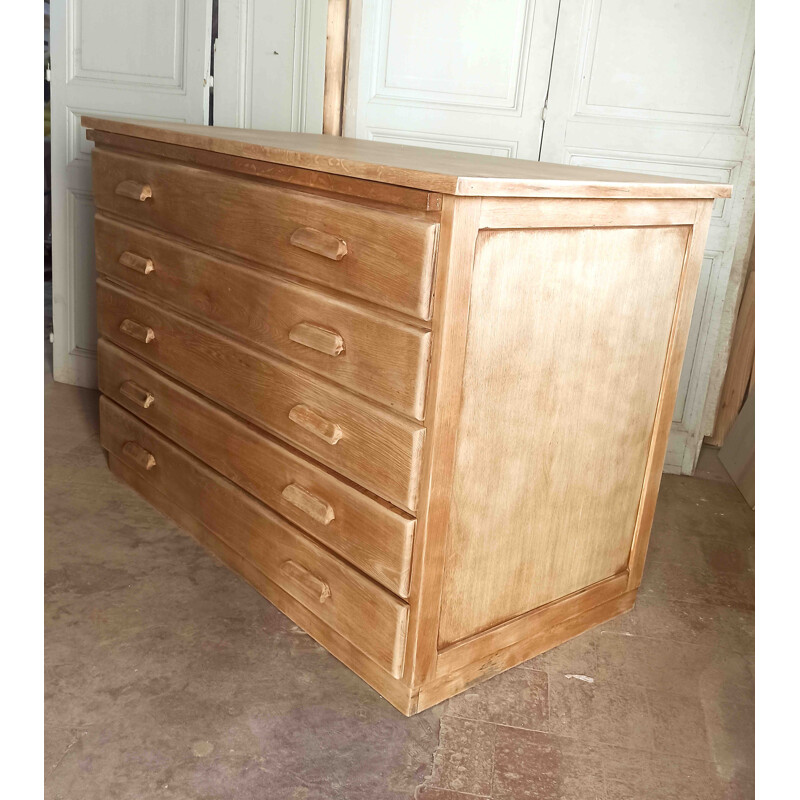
[67,0,189,94]
[367,128,518,158]
[571,0,755,131]
[369,0,536,116]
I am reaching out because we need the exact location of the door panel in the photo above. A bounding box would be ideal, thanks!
[540,0,755,474]
[345,0,561,159]
[50,0,212,386]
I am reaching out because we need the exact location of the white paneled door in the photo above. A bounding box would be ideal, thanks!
[540,0,755,473]
[346,0,754,475]
[50,0,213,386]
[345,0,561,158]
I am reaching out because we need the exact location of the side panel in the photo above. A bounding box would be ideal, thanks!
[438,221,690,646]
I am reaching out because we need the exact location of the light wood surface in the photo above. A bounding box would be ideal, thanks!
[92,147,439,319]
[87,129,443,212]
[95,214,432,418]
[439,223,690,645]
[101,399,409,678]
[82,116,731,199]
[98,340,415,596]
[84,120,723,714]
[97,279,425,512]
[323,0,349,136]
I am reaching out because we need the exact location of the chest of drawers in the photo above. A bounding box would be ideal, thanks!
[83,116,728,714]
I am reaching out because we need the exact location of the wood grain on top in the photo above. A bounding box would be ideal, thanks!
[81,116,731,199]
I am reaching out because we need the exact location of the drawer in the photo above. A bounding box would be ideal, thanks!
[91,148,438,320]
[98,340,415,596]
[97,279,425,512]
[95,215,431,419]
[100,398,408,678]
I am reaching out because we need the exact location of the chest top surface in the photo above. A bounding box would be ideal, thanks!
[82,116,731,201]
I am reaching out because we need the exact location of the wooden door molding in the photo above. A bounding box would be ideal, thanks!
[323,0,349,135]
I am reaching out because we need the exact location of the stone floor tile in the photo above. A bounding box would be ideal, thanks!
[492,727,609,800]
[647,690,714,761]
[595,631,753,705]
[522,634,597,676]
[547,673,653,751]
[444,667,548,730]
[425,717,495,797]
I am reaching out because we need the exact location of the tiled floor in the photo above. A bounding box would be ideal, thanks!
[44,336,755,799]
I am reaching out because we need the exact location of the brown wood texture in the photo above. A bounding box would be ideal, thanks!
[98,340,415,596]
[108,453,418,714]
[100,399,409,678]
[82,116,731,199]
[94,214,432,418]
[96,279,425,512]
[86,129,443,212]
[91,147,439,319]
[710,266,755,446]
[438,223,690,646]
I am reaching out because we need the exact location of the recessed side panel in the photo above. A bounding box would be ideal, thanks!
[438,224,690,647]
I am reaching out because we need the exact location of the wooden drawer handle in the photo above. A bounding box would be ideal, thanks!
[290,227,347,261]
[119,251,154,275]
[280,560,331,603]
[115,180,152,201]
[289,322,345,357]
[119,380,155,409]
[288,404,342,445]
[282,483,335,526]
[119,318,155,344]
[121,441,156,471]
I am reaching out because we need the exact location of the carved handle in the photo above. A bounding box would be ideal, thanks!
[290,227,347,261]
[288,404,342,445]
[119,380,155,409]
[119,251,154,275]
[289,323,345,357]
[115,180,152,201]
[119,318,155,344]
[281,483,335,526]
[280,560,331,603]
[121,441,157,471]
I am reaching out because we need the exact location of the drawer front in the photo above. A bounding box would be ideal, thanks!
[97,279,424,512]
[92,148,438,319]
[98,340,415,596]
[100,399,408,677]
[95,215,431,420]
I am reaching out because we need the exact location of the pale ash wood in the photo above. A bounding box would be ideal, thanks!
[97,280,425,513]
[118,250,154,275]
[99,340,415,596]
[101,399,409,679]
[281,483,336,526]
[288,323,345,357]
[288,404,343,446]
[438,223,691,646]
[290,227,348,261]
[121,440,156,471]
[118,379,154,409]
[86,130,443,212]
[92,147,439,320]
[82,117,731,200]
[95,214,432,419]
[114,179,151,201]
[323,0,349,136]
[119,318,154,344]
[108,453,418,714]
[399,196,483,688]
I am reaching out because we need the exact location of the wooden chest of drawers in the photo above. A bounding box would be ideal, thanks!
[83,116,728,715]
